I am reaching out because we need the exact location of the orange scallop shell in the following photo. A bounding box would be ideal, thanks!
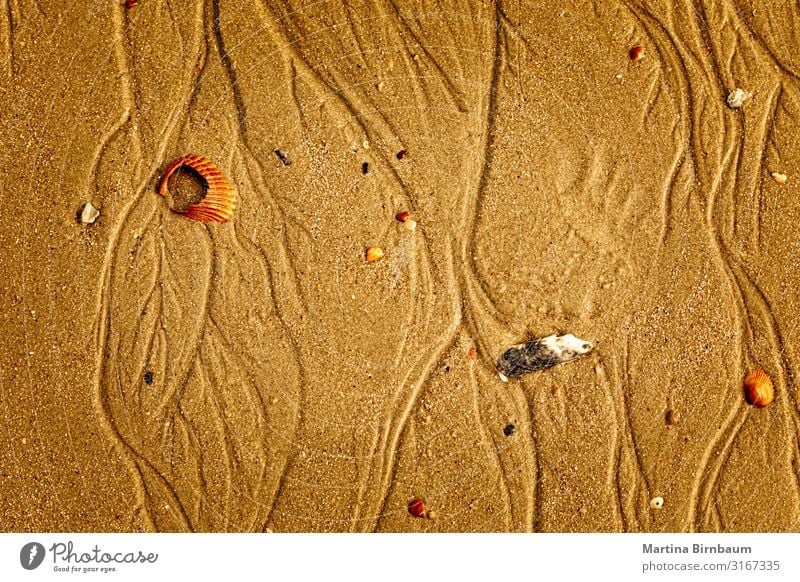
[158,154,236,223]
[743,369,774,408]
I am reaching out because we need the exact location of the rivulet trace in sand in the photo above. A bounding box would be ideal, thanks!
[1,0,799,532]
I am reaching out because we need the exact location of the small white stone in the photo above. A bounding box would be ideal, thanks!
[80,203,100,224]
[771,172,788,185]
[498,372,509,383]
[650,496,664,509]
[726,88,750,109]
[402,219,417,232]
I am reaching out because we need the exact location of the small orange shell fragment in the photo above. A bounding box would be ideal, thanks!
[158,154,237,223]
[365,246,384,262]
[743,369,774,408]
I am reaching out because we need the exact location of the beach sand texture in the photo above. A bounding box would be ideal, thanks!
[1,0,799,532]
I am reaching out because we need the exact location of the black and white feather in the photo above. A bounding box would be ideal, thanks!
[496,334,593,380]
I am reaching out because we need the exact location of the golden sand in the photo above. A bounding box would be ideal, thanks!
[0,1,798,532]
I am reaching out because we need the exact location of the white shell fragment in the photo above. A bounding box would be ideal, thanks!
[726,88,750,109]
[650,496,664,509]
[80,203,100,224]
[771,172,788,185]
[496,333,593,379]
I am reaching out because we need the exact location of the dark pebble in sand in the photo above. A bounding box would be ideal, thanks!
[274,149,292,166]
[396,149,407,160]
[503,424,516,437]
[496,334,592,379]
[362,161,369,174]
[144,372,154,385]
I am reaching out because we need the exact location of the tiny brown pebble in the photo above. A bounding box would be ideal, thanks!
[665,409,678,426]
[375,81,384,92]
[408,498,426,518]
[396,149,408,160]
[362,161,369,174]
[396,210,411,222]
[550,386,560,395]
[426,510,438,520]
[125,0,138,7]
[503,424,516,437]
[466,346,477,359]
[629,45,644,61]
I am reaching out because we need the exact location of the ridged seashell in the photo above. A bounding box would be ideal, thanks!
[743,369,774,408]
[158,154,236,223]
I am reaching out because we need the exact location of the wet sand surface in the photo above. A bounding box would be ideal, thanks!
[1,0,800,532]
